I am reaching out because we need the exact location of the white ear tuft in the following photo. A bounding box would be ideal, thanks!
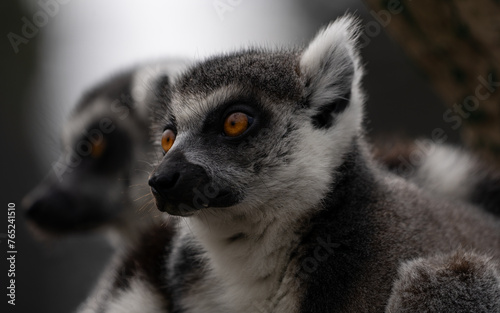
[300,15,364,130]
[300,15,361,78]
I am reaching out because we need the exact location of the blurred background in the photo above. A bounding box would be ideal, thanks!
[4,0,498,312]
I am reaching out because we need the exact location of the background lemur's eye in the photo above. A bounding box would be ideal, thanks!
[223,112,252,137]
[90,139,106,159]
[161,129,176,153]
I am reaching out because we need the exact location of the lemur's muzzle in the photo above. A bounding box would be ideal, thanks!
[23,184,104,234]
[149,152,213,216]
[24,186,76,232]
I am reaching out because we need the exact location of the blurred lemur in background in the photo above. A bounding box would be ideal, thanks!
[22,59,190,313]
[23,59,188,247]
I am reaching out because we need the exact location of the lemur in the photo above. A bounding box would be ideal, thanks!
[143,16,500,312]
[22,59,188,247]
[22,59,188,313]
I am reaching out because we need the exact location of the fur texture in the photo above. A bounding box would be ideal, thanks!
[373,137,500,215]
[386,250,500,313]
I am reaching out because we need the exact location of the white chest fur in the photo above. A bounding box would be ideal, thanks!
[177,208,306,313]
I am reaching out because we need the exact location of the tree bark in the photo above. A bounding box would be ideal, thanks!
[363,0,500,165]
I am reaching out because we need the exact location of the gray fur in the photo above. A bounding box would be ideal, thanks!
[373,138,500,216]
[386,250,500,313]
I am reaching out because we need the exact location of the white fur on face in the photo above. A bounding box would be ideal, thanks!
[173,16,366,313]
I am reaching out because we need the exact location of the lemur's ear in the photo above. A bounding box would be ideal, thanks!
[300,16,362,129]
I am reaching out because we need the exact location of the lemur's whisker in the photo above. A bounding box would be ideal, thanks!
[128,184,149,188]
[133,169,152,175]
[134,192,153,202]
[138,198,155,212]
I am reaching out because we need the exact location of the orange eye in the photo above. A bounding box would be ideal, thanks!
[223,112,251,137]
[161,129,176,153]
[90,139,106,158]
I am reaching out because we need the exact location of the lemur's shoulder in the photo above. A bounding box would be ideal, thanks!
[76,222,176,313]
[297,141,500,312]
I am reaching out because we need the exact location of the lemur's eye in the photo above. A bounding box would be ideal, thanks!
[90,139,106,159]
[223,112,252,137]
[161,129,176,153]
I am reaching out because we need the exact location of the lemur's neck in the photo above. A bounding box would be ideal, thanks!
[184,140,370,311]
[107,208,156,249]
[186,207,307,312]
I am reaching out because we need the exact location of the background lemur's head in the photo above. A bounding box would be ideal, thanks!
[23,60,187,237]
[149,16,364,218]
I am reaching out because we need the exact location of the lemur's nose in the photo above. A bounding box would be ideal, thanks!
[148,171,180,197]
[148,151,210,215]
[24,187,77,231]
[148,159,207,199]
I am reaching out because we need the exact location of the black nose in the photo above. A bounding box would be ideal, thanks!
[148,171,180,195]
[148,152,210,215]
[24,187,78,232]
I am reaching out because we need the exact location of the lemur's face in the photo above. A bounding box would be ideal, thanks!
[150,52,306,217]
[24,96,141,235]
[23,61,189,236]
[150,17,364,218]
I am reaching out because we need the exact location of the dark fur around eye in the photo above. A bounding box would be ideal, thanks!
[200,97,270,142]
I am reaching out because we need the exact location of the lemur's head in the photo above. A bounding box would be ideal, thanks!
[23,60,187,236]
[149,16,364,218]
